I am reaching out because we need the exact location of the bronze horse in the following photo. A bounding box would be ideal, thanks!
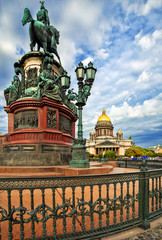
[22,8,61,64]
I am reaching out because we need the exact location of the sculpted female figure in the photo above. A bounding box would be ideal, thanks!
[4,75,21,105]
[33,63,62,101]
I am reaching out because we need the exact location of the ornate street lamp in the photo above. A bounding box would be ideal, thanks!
[60,70,71,103]
[61,70,71,90]
[86,62,96,83]
[69,61,97,168]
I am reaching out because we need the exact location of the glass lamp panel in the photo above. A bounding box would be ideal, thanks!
[86,68,96,80]
[91,68,96,79]
[66,76,70,88]
[76,67,85,79]
[61,76,70,88]
[61,76,66,86]
[86,68,92,80]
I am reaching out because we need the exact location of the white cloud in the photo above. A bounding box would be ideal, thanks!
[119,0,162,16]
[139,0,162,16]
[96,48,109,60]
[136,29,162,50]
[59,0,105,51]
[0,108,7,133]
[135,30,143,40]
[0,40,16,57]
[58,38,78,70]
[82,57,94,66]
[109,93,162,122]
[137,70,152,83]
[62,0,101,28]
[0,90,6,107]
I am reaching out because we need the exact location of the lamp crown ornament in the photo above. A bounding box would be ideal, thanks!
[78,62,84,67]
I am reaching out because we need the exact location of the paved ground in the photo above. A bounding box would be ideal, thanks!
[102,217,162,240]
[125,225,162,240]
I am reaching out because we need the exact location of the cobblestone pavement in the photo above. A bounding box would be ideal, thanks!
[125,225,162,240]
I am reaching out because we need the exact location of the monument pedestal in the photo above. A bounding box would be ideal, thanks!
[2,97,77,166]
[2,51,78,166]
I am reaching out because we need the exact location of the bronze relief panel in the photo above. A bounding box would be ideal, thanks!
[59,114,72,135]
[47,108,57,129]
[14,110,38,130]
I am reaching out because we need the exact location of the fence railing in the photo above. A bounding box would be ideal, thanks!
[90,158,162,169]
[116,159,162,169]
[0,164,161,240]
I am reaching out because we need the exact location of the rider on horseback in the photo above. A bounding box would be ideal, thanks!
[37,1,50,26]
[22,2,61,63]
[37,1,57,52]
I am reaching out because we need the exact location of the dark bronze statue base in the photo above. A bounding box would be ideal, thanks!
[0,144,72,166]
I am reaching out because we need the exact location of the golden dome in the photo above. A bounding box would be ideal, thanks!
[97,109,111,123]
[90,129,95,134]
[117,128,123,134]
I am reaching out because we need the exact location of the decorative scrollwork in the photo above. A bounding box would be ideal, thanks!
[0,193,135,224]
[55,199,72,218]
[108,196,123,211]
[0,206,9,222]
[149,188,161,198]
[68,198,91,217]
[123,194,137,208]
[0,206,28,224]
[27,204,54,223]
[11,206,28,224]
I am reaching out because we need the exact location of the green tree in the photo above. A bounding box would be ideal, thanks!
[125,146,156,157]
[104,150,116,158]
[86,152,94,158]
[95,153,103,158]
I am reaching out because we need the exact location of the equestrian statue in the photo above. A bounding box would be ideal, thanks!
[22,1,61,64]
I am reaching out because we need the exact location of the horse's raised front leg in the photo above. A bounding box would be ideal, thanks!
[43,41,48,53]
[30,41,35,51]
[37,44,40,51]
[55,50,61,65]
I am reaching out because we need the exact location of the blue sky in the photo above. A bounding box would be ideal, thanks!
[0,0,162,148]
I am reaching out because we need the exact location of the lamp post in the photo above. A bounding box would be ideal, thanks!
[69,61,97,168]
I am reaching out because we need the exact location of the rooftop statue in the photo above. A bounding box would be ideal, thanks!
[22,1,61,64]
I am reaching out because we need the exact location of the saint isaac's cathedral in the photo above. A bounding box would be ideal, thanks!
[86,109,133,155]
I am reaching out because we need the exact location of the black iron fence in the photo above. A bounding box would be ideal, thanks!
[0,165,161,240]
[116,159,162,169]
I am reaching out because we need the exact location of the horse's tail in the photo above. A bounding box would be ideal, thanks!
[22,8,33,25]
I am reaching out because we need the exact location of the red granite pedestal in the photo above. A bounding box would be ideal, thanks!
[1,97,77,166]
